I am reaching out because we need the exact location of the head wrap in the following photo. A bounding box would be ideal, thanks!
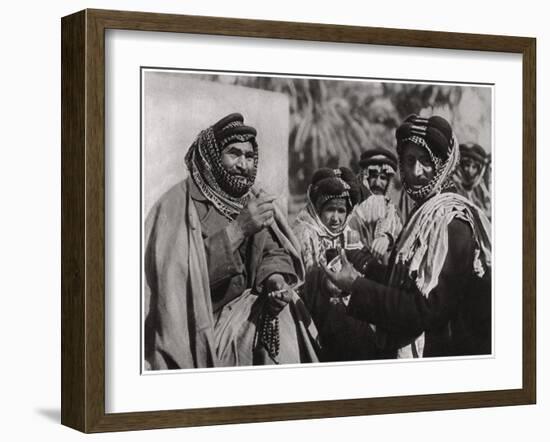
[358,148,397,195]
[396,114,459,202]
[459,142,487,165]
[299,167,361,239]
[185,113,258,220]
[455,142,489,191]
[359,148,398,175]
[309,167,361,214]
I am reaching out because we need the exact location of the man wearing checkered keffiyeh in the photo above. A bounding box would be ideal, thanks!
[350,148,403,265]
[144,113,320,369]
[323,114,492,358]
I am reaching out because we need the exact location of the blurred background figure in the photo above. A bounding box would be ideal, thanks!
[453,142,492,220]
[350,148,403,264]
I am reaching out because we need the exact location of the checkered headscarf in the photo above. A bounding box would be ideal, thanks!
[185,113,258,220]
[396,115,459,202]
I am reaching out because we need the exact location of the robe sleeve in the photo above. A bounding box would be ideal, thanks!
[302,267,400,359]
[348,206,375,249]
[317,295,401,359]
[293,224,317,273]
[255,227,298,292]
[204,223,297,297]
[347,219,474,336]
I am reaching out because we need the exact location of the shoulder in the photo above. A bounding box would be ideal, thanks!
[293,220,315,242]
[448,217,473,240]
[445,218,475,271]
[153,180,188,208]
[145,180,189,225]
[385,197,399,211]
[144,180,191,243]
[292,210,313,233]
[351,199,370,222]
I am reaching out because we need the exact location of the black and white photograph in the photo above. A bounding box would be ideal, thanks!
[142,69,493,370]
[2,0,545,437]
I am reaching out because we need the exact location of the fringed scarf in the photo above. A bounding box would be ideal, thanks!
[390,192,492,358]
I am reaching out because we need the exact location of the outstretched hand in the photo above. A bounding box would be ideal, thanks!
[321,248,362,293]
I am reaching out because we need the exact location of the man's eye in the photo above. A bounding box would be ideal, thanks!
[419,157,432,167]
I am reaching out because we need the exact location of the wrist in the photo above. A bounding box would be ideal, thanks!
[346,273,361,292]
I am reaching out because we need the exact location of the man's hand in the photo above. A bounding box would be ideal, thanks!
[226,193,277,249]
[324,277,342,298]
[234,193,277,235]
[321,248,362,293]
[264,273,292,316]
[370,235,390,262]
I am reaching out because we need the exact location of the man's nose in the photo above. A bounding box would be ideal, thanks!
[236,155,247,170]
[413,161,424,177]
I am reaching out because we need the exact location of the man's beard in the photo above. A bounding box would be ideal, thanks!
[216,166,257,197]
[370,185,386,195]
[363,175,388,196]
[461,179,475,190]
[460,168,480,191]
[462,174,478,190]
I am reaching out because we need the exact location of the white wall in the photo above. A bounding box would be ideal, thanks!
[142,72,289,215]
[0,0,546,440]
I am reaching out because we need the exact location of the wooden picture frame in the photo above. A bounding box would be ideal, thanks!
[61,8,536,433]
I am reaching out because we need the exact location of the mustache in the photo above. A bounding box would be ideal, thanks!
[406,174,430,184]
[228,169,252,178]
[370,184,385,192]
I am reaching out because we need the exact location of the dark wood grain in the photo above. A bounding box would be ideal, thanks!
[85,9,108,433]
[61,10,86,432]
[522,38,536,403]
[88,389,531,433]
[89,8,532,53]
[61,8,537,433]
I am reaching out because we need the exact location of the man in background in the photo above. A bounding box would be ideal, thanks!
[350,148,402,264]
[453,142,491,220]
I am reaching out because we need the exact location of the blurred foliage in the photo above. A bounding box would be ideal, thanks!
[195,74,491,214]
